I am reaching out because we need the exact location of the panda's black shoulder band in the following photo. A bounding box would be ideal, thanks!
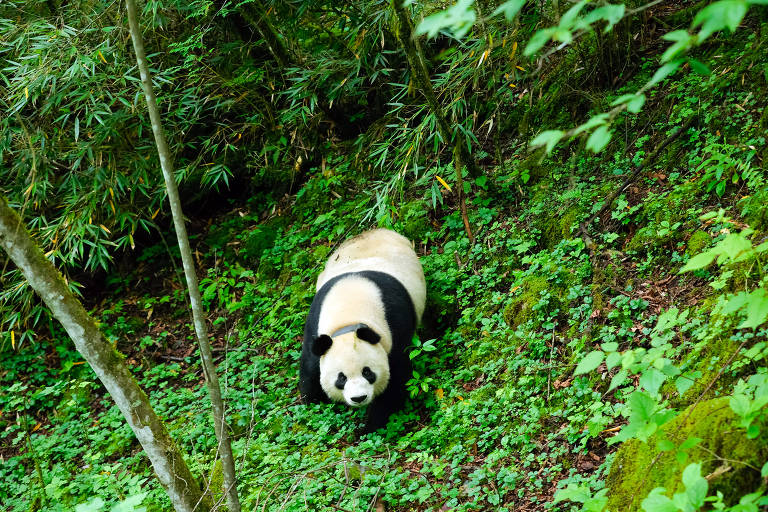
[331,323,370,338]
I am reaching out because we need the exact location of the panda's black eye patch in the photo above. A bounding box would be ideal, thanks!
[362,366,376,384]
[335,372,347,390]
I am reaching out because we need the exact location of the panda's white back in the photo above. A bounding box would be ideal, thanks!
[317,229,426,322]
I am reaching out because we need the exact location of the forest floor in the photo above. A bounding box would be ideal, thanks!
[2,17,768,512]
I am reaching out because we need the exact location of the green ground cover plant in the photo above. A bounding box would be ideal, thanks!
[1,1,768,511]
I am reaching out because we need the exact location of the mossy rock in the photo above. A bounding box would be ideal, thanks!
[685,230,711,256]
[503,274,571,329]
[624,225,656,253]
[538,204,583,249]
[605,397,768,512]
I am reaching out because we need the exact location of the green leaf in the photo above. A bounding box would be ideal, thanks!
[609,368,629,391]
[628,390,656,422]
[530,129,564,153]
[415,0,477,39]
[639,368,666,396]
[601,342,619,352]
[679,251,716,272]
[574,350,605,375]
[682,463,708,508]
[693,0,748,42]
[626,94,646,113]
[573,113,609,136]
[560,0,588,28]
[688,58,711,75]
[582,4,626,31]
[738,288,768,329]
[660,30,694,63]
[642,488,677,512]
[657,439,675,452]
[605,351,622,369]
[492,0,526,21]
[648,59,684,88]
[586,125,612,153]
[761,461,768,478]
[524,28,557,56]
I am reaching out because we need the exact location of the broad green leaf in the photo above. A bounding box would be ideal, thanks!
[582,4,626,31]
[682,463,708,508]
[738,288,768,329]
[679,251,716,272]
[693,0,748,42]
[628,390,656,422]
[679,437,703,451]
[609,368,629,391]
[415,0,477,39]
[573,113,609,136]
[602,342,619,352]
[641,488,677,512]
[530,129,564,153]
[675,373,697,395]
[525,28,557,56]
[560,0,588,28]
[554,484,591,503]
[586,125,612,153]
[574,350,605,375]
[729,393,751,418]
[688,58,711,75]
[492,0,526,21]
[606,351,622,369]
[661,30,693,63]
[761,461,768,478]
[639,368,666,396]
[648,59,684,88]
[657,439,675,451]
[717,233,752,263]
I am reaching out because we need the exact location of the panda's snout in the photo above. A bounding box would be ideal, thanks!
[351,394,367,404]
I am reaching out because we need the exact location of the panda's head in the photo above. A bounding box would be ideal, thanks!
[312,325,389,408]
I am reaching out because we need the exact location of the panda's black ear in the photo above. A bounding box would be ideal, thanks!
[356,327,380,344]
[312,335,333,356]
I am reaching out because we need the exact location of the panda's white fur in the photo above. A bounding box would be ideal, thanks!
[317,229,426,320]
[311,229,425,409]
[317,276,391,406]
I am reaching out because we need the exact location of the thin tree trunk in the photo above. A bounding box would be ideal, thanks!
[0,198,210,512]
[390,0,479,242]
[124,2,241,511]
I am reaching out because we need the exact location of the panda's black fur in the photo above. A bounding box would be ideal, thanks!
[300,270,416,432]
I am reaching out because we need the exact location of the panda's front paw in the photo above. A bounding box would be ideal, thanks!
[362,408,391,434]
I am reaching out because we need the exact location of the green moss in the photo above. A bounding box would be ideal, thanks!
[208,459,224,505]
[686,230,711,256]
[678,335,740,402]
[606,397,768,512]
[625,225,655,253]
[591,260,627,312]
[538,204,583,249]
[503,275,549,329]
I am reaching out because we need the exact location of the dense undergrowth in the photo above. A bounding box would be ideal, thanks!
[2,10,768,512]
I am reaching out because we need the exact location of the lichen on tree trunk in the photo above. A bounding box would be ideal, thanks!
[0,197,211,512]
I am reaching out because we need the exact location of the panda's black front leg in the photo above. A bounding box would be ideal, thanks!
[363,350,411,433]
[299,349,328,404]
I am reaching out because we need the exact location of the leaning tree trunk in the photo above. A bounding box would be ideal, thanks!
[0,198,211,512]
[124,1,241,511]
[390,0,479,242]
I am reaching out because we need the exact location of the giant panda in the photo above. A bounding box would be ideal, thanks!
[300,228,426,432]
